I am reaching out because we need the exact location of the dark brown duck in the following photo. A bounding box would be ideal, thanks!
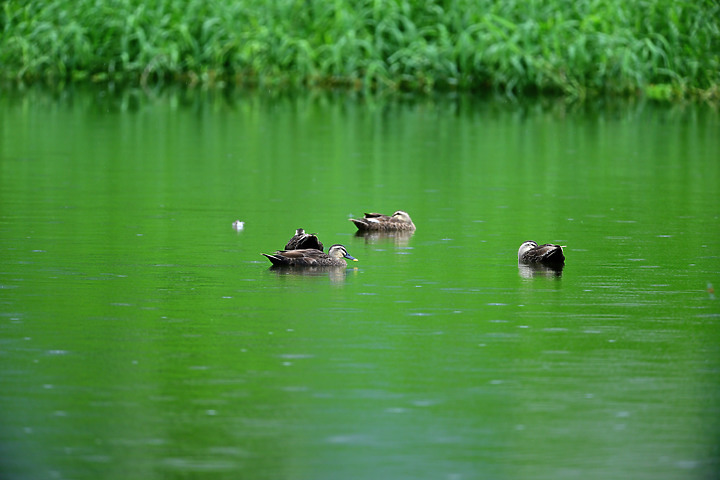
[284,228,324,251]
[517,241,565,266]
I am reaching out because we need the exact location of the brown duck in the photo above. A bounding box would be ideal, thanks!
[349,211,416,232]
[262,244,358,267]
[518,241,565,266]
[284,228,324,251]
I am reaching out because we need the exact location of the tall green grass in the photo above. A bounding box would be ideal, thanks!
[2,0,719,100]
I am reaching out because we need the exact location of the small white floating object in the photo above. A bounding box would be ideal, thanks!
[232,220,245,231]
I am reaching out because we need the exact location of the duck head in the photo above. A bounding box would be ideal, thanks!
[518,240,539,260]
[328,244,358,261]
[391,211,414,224]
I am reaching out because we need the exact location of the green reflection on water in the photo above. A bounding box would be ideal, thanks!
[1,88,719,480]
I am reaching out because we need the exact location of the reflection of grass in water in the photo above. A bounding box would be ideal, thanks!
[2,0,719,101]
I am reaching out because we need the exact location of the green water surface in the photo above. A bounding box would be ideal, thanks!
[1,88,719,480]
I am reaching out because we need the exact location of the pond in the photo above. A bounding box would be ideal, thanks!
[1,87,718,480]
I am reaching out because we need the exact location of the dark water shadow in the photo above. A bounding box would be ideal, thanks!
[518,263,564,279]
[354,230,414,247]
[267,265,350,283]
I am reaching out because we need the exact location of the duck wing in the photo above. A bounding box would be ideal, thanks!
[284,232,303,250]
[298,234,323,251]
[262,248,325,266]
[276,248,323,258]
[285,233,323,251]
[364,212,392,221]
[535,244,565,264]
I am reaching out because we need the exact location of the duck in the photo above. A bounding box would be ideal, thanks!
[349,211,416,232]
[518,241,565,266]
[262,244,358,267]
[284,228,324,251]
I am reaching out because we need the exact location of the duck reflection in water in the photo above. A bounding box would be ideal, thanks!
[518,262,564,278]
[268,265,353,284]
[354,229,414,247]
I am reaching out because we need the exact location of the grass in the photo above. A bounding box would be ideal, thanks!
[1,0,719,101]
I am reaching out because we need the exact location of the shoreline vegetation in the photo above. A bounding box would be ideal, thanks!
[2,0,719,102]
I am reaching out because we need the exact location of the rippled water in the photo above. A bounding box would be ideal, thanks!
[1,88,718,479]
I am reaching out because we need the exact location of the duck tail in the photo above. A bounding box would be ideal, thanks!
[545,247,565,264]
[349,218,368,230]
[262,253,287,266]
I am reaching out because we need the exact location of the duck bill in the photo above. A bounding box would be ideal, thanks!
[345,254,358,262]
